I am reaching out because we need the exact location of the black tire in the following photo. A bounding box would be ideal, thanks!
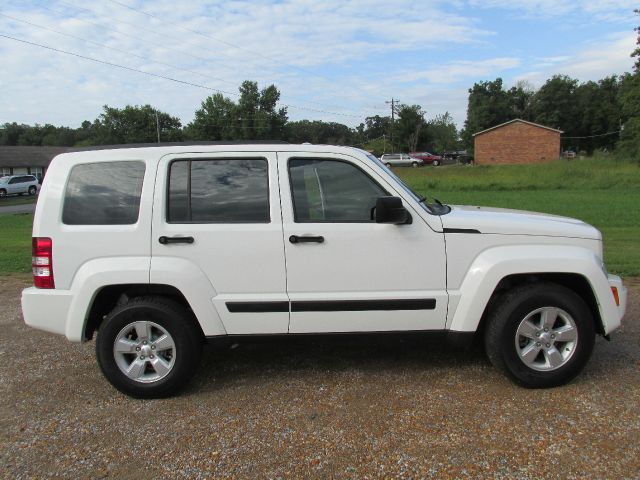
[28,186,36,195]
[96,296,203,398]
[0,189,6,198]
[433,159,440,166]
[386,163,392,168]
[412,161,418,168]
[484,283,595,388]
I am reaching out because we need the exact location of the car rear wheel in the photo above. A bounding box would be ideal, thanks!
[484,283,595,388]
[433,159,440,166]
[412,161,418,168]
[385,163,392,168]
[28,186,36,195]
[0,189,6,198]
[96,296,203,398]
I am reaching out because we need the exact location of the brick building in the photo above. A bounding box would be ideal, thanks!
[473,119,562,165]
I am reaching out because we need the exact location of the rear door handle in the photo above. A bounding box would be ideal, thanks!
[158,236,194,245]
[289,235,324,244]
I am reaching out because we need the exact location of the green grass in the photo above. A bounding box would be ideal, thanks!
[396,158,640,276]
[0,213,33,275]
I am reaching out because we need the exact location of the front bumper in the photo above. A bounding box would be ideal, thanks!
[607,274,627,331]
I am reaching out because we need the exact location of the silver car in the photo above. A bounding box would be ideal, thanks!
[0,174,39,198]
[380,153,423,168]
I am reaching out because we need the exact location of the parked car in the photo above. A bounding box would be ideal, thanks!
[0,174,39,198]
[410,151,442,166]
[380,153,423,167]
[22,144,627,398]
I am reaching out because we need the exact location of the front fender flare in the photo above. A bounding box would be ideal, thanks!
[446,245,618,334]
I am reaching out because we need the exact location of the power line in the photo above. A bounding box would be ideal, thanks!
[561,130,621,139]
[0,12,236,90]
[28,2,371,116]
[104,0,337,84]
[0,33,363,118]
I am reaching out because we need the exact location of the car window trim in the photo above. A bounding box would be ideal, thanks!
[165,157,272,225]
[287,157,390,224]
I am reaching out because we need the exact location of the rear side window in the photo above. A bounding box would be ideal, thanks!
[62,161,145,225]
[167,159,269,223]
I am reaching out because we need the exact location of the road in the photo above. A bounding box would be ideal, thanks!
[0,203,36,215]
[1,276,638,478]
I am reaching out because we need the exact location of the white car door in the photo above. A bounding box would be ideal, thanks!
[151,152,289,335]
[278,151,448,333]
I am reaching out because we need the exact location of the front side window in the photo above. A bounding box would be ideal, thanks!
[63,161,145,225]
[289,158,387,223]
[167,159,269,223]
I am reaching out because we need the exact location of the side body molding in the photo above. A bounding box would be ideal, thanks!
[446,245,620,334]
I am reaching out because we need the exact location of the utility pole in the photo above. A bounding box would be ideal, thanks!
[385,98,398,152]
[155,110,160,143]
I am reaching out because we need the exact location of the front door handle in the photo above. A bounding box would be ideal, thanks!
[289,235,324,244]
[158,236,194,245]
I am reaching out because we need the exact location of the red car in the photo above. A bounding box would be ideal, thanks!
[410,151,442,166]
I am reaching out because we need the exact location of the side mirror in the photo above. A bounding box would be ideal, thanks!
[372,196,411,225]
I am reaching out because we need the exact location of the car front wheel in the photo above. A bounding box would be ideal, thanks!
[28,186,36,195]
[96,296,203,398]
[484,283,595,388]
[433,159,440,166]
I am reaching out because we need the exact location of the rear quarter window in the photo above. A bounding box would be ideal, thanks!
[62,161,146,225]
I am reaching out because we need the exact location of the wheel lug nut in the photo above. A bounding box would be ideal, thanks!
[551,334,555,339]
[136,347,141,351]
[150,355,154,359]
[151,345,156,350]
[143,341,148,345]
[140,355,145,360]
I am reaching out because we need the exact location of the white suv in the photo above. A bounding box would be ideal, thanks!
[22,144,627,398]
[0,174,39,197]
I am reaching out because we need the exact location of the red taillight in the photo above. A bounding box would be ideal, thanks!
[32,237,54,289]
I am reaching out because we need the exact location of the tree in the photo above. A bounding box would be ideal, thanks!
[91,105,183,145]
[427,112,459,153]
[187,81,287,141]
[394,104,428,152]
[462,78,512,149]
[617,10,640,160]
[507,80,535,120]
[530,75,580,134]
[285,120,354,145]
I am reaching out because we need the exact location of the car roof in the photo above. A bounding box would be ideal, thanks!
[51,143,370,163]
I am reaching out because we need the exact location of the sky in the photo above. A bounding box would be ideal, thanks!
[0,0,637,130]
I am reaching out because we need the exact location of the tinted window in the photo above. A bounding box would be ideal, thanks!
[63,161,145,225]
[167,159,269,223]
[289,159,386,223]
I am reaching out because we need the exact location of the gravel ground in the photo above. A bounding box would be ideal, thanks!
[1,275,639,479]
